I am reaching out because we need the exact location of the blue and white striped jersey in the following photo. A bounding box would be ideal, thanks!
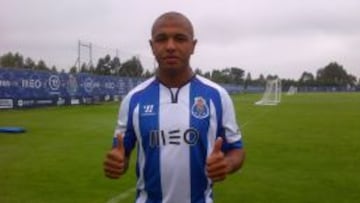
[113,75,243,203]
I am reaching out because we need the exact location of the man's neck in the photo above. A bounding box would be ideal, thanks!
[157,67,194,88]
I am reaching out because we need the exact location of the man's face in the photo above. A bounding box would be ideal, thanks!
[150,17,197,75]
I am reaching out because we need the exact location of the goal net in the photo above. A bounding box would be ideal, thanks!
[286,86,298,95]
[255,78,282,105]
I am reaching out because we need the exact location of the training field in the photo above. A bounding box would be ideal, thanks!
[1,92,359,203]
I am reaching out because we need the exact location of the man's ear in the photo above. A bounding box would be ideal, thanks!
[191,39,197,54]
[149,39,155,54]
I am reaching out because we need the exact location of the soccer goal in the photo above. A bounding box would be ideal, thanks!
[286,86,298,95]
[255,78,282,105]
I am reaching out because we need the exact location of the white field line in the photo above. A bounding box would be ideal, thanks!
[106,108,273,202]
[106,187,136,203]
[240,108,273,129]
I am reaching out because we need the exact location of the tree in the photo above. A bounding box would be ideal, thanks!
[259,74,265,82]
[69,66,77,74]
[347,74,357,86]
[51,65,58,73]
[194,68,211,79]
[0,52,57,72]
[244,72,252,89]
[111,56,121,75]
[102,54,112,75]
[13,53,24,68]
[299,71,315,86]
[95,58,105,75]
[95,54,118,75]
[143,69,154,78]
[266,74,278,80]
[95,55,109,75]
[220,68,232,83]
[210,67,244,84]
[89,65,95,74]
[316,62,353,86]
[281,78,297,90]
[253,74,266,86]
[36,60,48,71]
[24,57,36,69]
[0,52,15,67]
[119,56,143,77]
[194,68,203,76]
[229,67,244,84]
[203,71,211,79]
[211,69,225,83]
[80,63,89,73]
[0,52,23,68]
[299,71,314,82]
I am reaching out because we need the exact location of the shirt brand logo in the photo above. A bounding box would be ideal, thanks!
[141,104,156,116]
[144,104,154,113]
[191,96,209,119]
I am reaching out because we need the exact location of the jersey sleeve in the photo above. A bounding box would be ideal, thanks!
[220,89,244,151]
[113,94,137,156]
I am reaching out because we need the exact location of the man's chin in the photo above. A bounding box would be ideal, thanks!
[163,67,182,77]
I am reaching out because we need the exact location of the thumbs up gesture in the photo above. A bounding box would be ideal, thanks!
[104,134,127,179]
[206,137,230,182]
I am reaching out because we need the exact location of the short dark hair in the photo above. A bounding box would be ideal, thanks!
[151,11,194,38]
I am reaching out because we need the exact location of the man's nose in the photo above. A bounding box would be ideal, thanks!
[165,39,176,52]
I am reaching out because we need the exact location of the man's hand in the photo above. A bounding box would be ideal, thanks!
[104,134,127,179]
[206,137,230,182]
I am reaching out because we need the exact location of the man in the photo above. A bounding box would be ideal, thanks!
[104,11,245,203]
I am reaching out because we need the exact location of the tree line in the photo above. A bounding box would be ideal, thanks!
[0,52,147,77]
[1,52,359,88]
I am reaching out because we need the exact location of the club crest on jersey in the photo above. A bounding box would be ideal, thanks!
[191,96,209,119]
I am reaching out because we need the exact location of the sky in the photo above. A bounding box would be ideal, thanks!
[1,0,359,79]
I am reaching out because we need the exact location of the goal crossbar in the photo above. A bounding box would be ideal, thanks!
[255,78,282,106]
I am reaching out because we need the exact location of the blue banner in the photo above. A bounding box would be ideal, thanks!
[0,68,143,109]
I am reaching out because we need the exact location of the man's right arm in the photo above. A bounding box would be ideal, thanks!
[104,92,134,179]
[104,135,129,179]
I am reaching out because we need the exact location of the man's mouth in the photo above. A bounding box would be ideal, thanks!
[164,56,179,64]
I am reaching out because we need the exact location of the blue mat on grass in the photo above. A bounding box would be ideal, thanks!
[0,127,26,133]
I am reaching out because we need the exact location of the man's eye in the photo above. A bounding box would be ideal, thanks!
[154,36,167,42]
[174,36,188,42]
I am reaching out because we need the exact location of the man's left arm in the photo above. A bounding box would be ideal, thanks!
[206,137,245,182]
[225,147,246,174]
[206,88,246,182]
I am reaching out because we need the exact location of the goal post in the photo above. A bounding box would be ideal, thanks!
[286,86,298,95]
[255,78,282,105]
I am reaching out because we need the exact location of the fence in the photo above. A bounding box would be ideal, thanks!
[1,68,261,109]
[0,68,143,109]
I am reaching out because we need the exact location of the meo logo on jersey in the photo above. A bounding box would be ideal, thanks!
[149,128,200,147]
[191,96,209,119]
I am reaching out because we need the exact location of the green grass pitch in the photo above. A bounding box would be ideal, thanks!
[1,93,360,202]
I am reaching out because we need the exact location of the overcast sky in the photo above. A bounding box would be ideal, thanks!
[1,0,359,79]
